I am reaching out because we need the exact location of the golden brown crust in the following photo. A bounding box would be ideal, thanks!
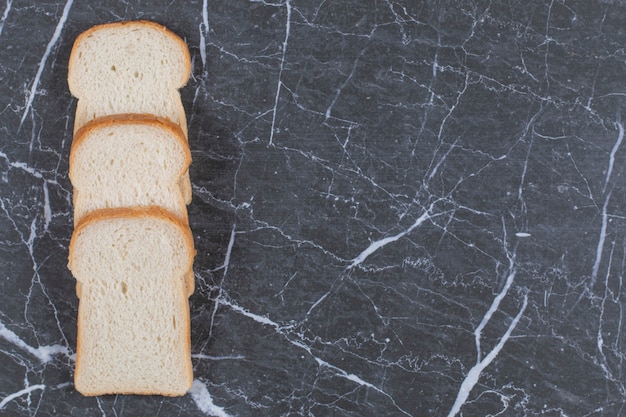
[68,19,191,95]
[69,205,195,274]
[70,113,191,164]
[180,170,193,205]
[185,268,195,297]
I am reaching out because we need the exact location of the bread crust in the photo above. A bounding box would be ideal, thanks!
[69,114,192,226]
[67,20,191,94]
[69,206,195,396]
[69,206,196,274]
[71,113,189,157]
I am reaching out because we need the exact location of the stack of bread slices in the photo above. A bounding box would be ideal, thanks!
[66,20,195,396]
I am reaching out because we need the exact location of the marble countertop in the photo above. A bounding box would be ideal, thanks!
[1,0,625,415]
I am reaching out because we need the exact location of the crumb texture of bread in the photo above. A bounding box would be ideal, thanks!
[69,210,193,396]
[70,116,191,225]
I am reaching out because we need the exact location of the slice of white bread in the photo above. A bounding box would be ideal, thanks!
[70,114,191,226]
[68,207,195,396]
[68,20,192,204]
[70,119,195,297]
[68,20,190,135]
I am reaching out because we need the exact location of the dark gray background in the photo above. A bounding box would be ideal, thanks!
[1,1,625,416]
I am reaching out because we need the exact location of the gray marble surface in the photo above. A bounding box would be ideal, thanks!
[1,0,625,416]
